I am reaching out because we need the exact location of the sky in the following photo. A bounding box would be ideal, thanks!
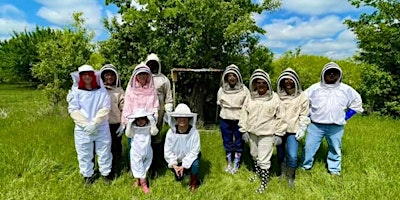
[0,0,373,60]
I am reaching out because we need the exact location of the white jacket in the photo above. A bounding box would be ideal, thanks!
[238,69,287,136]
[306,62,363,125]
[276,68,310,133]
[164,106,200,169]
[217,64,250,120]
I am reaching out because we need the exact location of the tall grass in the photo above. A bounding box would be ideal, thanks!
[1,84,399,200]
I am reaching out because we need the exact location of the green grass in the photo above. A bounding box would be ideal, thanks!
[1,84,399,200]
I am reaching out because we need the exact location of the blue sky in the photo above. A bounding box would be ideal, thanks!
[0,0,373,59]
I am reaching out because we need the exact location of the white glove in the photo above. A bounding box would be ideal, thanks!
[242,132,250,143]
[295,124,307,141]
[84,122,97,136]
[150,124,159,136]
[165,103,173,112]
[116,124,126,137]
[273,135,282,146]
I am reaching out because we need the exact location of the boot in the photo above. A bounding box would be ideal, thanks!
[140,179,150,194]
[287,167,296,188]
[255,169,269,193]
[231,152,241,174]
[280,162,287,179]
[224,152,233,173]
[249,160,260,182]
[189,175,198,191]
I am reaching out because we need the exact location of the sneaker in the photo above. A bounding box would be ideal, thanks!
[103,174,114,186]
[300,167,311,171]
[330,171,341,176]
[83,176,95,187]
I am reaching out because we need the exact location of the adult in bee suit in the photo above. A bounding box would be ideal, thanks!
[67,64,113,186]
[217,64,250,174]
[276,68,310,188]
[144,53,173,133]
[125,109,158,194]
[302,62,363,176]
[238,69,286,193]
[145,53,173,176]
[100,64,124,177]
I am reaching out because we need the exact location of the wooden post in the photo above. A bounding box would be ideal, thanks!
[171,70,178,108]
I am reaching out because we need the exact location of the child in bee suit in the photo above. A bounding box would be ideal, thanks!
[126,109,158,194]
[100,64,125,177]
[117,63,159,171]
[217,64,250,174]
[67,64,113,186]
[164,103,201,191]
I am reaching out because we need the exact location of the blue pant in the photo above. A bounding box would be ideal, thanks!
[302,123,344,173]
[173,153,201,181]
[276,133,299,168]
[220,118,243,153]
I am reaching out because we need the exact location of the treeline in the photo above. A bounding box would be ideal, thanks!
[0,0,399,118]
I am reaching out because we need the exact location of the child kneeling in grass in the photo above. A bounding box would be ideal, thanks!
[164,103,201,191]
[126,109,158,194]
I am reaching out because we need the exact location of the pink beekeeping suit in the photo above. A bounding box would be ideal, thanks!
[121,62,160,125]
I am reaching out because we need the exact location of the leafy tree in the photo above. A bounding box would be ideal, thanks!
[32,12,94,105]
[345,0,400,116]
[0,27,56,82]
[102,0,280,122]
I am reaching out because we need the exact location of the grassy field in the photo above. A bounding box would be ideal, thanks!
[1,84,399,200]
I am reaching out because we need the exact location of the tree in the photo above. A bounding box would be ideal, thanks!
[0,27,56,82]
[345,0,400,116]
[102,0,280,122]
[32,12,94,105]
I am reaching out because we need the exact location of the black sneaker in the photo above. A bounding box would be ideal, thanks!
[103,174,114,186]
[83,176,95,187]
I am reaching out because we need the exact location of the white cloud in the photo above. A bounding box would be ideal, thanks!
[35,0,103,30]
[0,4,25,19]
[259,13,359,59]
[281,0,357,15]
[0,18,35,35]
[300,30,358,59]
[263,15,346,41]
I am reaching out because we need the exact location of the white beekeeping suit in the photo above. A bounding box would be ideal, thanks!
[67,65,112,179]
[126,109,158,179]
[164,104,200,169]
[145,53,173,132]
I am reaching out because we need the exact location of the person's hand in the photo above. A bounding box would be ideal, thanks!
[273,135,282,146]
[295,124,307,141]
[165,103,173,113]
[116,125,126,137]
[295,128,305,141]
[84,122,97,135]
[242,132,250,143]
[173,165,184,177]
